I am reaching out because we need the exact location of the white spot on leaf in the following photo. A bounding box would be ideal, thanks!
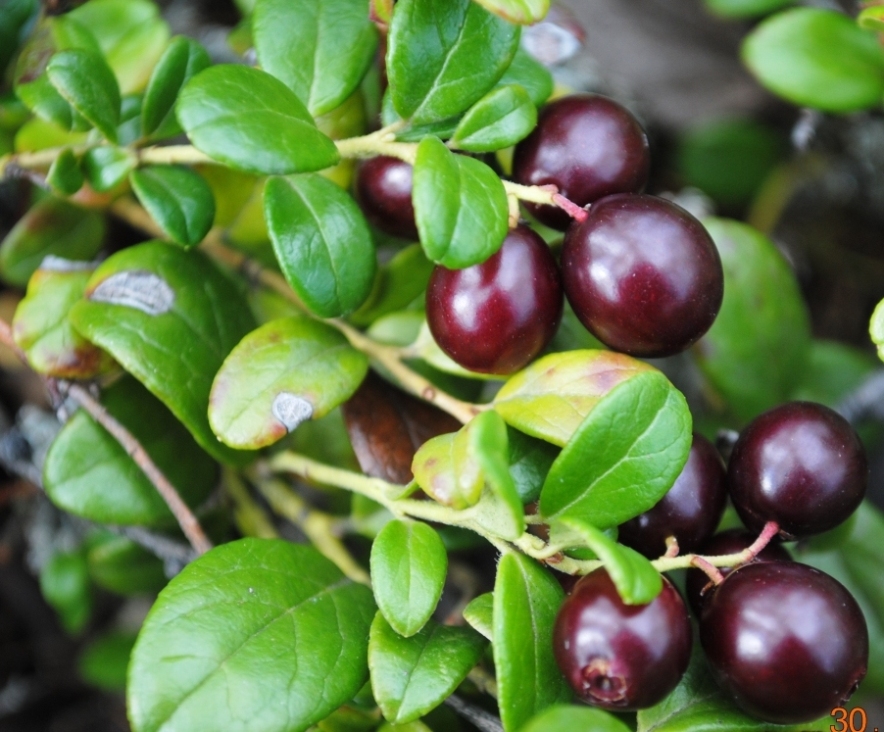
[89,270,175,315]
[39,256,95,272]
[272,392,313,432]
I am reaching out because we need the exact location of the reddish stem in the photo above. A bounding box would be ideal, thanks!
[690,555,726,586]
[742,520,780,563]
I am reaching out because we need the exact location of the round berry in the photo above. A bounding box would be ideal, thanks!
[727,401,867,540]
[561,194,723,357]
[618,432,727,558]
[684,528,792,616]
[700,561,868,724]
[513,94,650,231]
[355,155,418,240]
[426,225,562,375]
[553,568,692,710]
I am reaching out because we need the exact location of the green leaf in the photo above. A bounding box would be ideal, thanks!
[47,48,121,142]
[264,174,376,317]
[253,0,378,116]
[451,84,536,153]
[870,299,884,364]
[40,548,92,635]
[370,519,448,638]
[142,36,210,138]
[558,518,662,605]
[368,613,486,724]
[507,427,558,504]
[12,260,113,378]
[497,47,553,107]
[0,197,105,287]
[387,0,520,124]
[46,147,84,195]
[462,592,493,640]
[703,0,793,18]
[177,65,340,175]
[493,553,570,732]
[128,539,376,732]
[82,145,136,192]
[412,426,483,509]
[130,165,215,247]
[0,0,36,79]
[742,8,884,113]
[413,136,508,268]
[44,377,218,526]
[540,371,692,529]
[859,6,884,32]
[87,534,167,596]
[791,340,877,407]
[636,645,827,731]
[208,316,368,449]
[69,241,257,465]
[494,350,655,447]
[349,244,434,327]
[695,219,810,422]
[68,0,170,95]
[80,631,137,691]
[521,705,631,732]
[471,0,550,25]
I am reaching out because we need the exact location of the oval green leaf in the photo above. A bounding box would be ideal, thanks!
[46,147,84,195]
[387,0,520,124]
[209,316,368,450]
[370,519,448,638]
[176,65,340,175]
[413,135,508,268]
[494,350,655,447]
[859,6,884,32]
[871,299,884,364]
[141,36,210,138]
[695,219,810,422]
[44,377,218,526]
[497,47,553,107]
[12,260,113,378]
[368,613,486,724]
[451,84,536,153]
[253,0,378,116]
[522,705,631,732]
[264,174,376,317]
[493,552,570,732]
[47,48,120,142]
[742,8,884,112]
[558,517,662,605]
[128,538,376,732]
[69,241,257,465]
[41,548,92,634]
[411,421,482,509]
[540,371,692,529]
[130,165,215,247]
[0,196,105,287]
[87,534,167,596]
[82,145,137,192]
[462,592,493,640]
[350,244,433,327]
[704,0,793,18]
[471,0,550,25]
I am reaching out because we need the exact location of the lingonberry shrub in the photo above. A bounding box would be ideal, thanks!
[0,0,882,731]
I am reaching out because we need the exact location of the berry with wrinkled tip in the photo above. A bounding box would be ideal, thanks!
[513,93,650,230]
[355,155,418,240]
[553,568,692,710]
[700,561,868,724]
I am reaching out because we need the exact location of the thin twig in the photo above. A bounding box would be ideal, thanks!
[223,468,279,539]
[444,694,503,732]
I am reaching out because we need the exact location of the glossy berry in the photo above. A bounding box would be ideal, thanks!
[553,568,692,710]
[426,225,563,375]
[618,432,727,558]
[355,155,418,240]
[700,561,868,724]
[562,194,723,357]
[727,401,867,540]
[512,93,650,230]
[684,528,792,616]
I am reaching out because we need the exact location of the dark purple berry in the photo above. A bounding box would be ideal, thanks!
[561,194,723,357]
[700,561,868,724]
[684,528,792,616]
[728,401,867,540]
[553,568,692,710]
[512,94,650,230]
[355,155,418,240]
[425,225,563,375]
[618,432,727,559]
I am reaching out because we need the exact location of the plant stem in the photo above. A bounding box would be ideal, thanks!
[223,467,279,539]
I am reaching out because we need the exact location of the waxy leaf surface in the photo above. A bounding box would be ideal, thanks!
[494,350,654,446]
[522,706,631,732]
[82,145,136,192]
[369,613,485,724]
[209,316,368,450]
[46,147,84,195]
[264,174,376,317]
[462,592,493,640]
[141,36,210,138]
[540,371,692,529]
[44,378,217,526]
[387,0,519,124]
[497,47,553,107]
[177,65,340,175]
[451,84,536,152]
[471,0,550,25]
[70,241,256,464]
[87,535,167,596]
[411,417,483,509]
[130,165,215,247]
[47,48,120,142]
[128,539,376,732]
[350,245,434,327]
[253,0,377,116]
[493,553,570,732]
[370,519,448,638]
[413,136,508,268]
